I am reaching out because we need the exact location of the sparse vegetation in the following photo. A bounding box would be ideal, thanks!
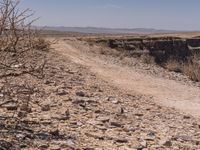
[0,1,200,149]
[165,55,200,82]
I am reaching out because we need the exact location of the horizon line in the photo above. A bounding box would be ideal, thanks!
[34,25,200,32]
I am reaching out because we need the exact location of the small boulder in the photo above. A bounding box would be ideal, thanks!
[76,91,85,97]
[159,139,172,147]
[20,104,32,113]
[51,145,61,150]
[41,104,50,111]
[56,89,68,96]
[97,116,110,123]
[183,115,190,119]
[140,140,147,148]
[0,140,13,150]
[38,144,49,150]
[50,129,60,136]
[17,111,27,118]
[115,137,128,143]
[110,121,122,128]
[5,103,18,111]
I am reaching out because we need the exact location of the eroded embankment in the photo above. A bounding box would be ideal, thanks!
[87,36,200,81]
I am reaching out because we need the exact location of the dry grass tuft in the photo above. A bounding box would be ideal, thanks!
[166,56,200,82]
[165,59,183,73]
[183,56,200,82]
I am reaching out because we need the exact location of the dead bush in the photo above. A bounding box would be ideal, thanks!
[0,0,49,116]
[0,0,49,78]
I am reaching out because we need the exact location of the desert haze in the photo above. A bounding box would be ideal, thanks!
[38,26,177,34]
[0,0,200,150]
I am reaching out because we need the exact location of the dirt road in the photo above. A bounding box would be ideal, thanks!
[53,39,200,118]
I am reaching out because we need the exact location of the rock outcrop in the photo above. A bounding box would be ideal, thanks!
[94,37,200,64]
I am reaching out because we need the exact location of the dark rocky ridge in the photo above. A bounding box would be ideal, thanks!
[93,37,200,64]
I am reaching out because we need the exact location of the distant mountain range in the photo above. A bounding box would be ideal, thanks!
[36,26,179,34]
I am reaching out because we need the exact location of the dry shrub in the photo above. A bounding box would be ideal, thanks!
[0,0,49,78]
[183,56,200,82]
[165,59,183,73]
[33,37,50,51]
[140,54,155,64]
[0,0,49,116]
[165,56,200,82]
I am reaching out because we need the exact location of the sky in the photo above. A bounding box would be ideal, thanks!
[19,0,200,31]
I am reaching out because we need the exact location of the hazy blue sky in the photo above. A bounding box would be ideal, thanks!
[20,0,200,30]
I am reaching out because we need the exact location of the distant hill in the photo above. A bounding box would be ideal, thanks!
[36,26,178,34]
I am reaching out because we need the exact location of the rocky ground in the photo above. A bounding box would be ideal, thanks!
[0,38,200,150]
